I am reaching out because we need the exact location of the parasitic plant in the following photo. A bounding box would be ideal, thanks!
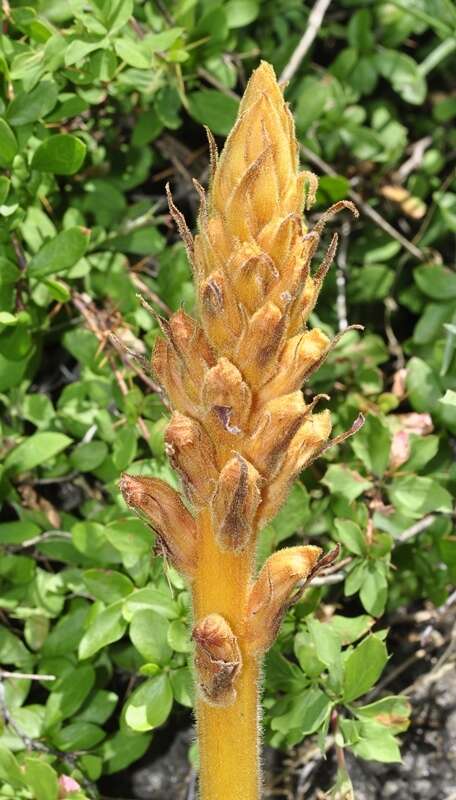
[120,61,362,800]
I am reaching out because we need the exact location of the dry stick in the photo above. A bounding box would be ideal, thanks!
[335,220,350,331]
[279,0,334,84]
[197,67,240,100]
[299,144,427,262]
[397,514,436,543]
[0,670,55,681]
[395,135,433,182]
[130,271,172,316]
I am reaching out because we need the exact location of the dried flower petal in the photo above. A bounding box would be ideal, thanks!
[246,546,323,655]
[165,412,218,507]
[120,474,197,578]
[193,613,242,706]
[212,454,263,552]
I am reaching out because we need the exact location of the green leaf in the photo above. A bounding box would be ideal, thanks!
[167,619,191,653]
[0,118,18,167]
[64,37,108,66]
[389,475,452,518]
[170,666,194,707]
[0,175,10,203]
[31,134,86,175]
[105,519,152,556]
[45,665,95,726]
[328,615,374,646]
[79,600,127,659]
[351,720,402,763]
[72,521,121,564]
[131,109,163,147]
[307,618,341,669]
[4,432,72,473]
[225,0,259,27]
[77,689,118,724]
[414,264,456,299]
[0,520,41,545]
[101,730,152,774]
[112,425,137,470]
[359,563,388,616]
[0,746,26,787]
[271,686,332,736]
[114,38,150,68]
[335,519,367,556]
[351,414,391,477]
[403,435,438,471]
[124,674,173,731]
[69,440,108,471]
[22,394,55,429]
[349,264,394,302]
[322,464,373,502]
[294,631,325,677]
[129,609,172,665]
[28,227,90,278]
[83,569,134,604]
[348,9,374,51]
[122,588,179,621]
[343,634,388,702]
[440,389,456,407]
[188,90,239,136]
[52,721,105,751]
[42,605,89,657]
[406,357,442,413]
[295,78,328,131]
[7,81,58,125]
[356,695,411,733]
[104,0,133,32]
[376,49,426,104]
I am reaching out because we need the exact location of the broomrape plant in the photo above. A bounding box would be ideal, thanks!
[120,61,362,800]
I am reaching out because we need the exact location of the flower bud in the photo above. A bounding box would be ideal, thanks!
[228,242,278,314]
[120,474,197,578]
[247,391,308,477]
[257,410,332,528]
[202,357,252,434]
[258,328,330,402]
[212,454,262,552]
[194,215,232,277]
[257,213,303,275]
[236,301,287,386]
[152,337,199,414]
[165,412,218,508]
[246,546,322,655]
[193,613,242,706]
[287,275,318,336]
[200,270,243,355]
[167,309,215,385]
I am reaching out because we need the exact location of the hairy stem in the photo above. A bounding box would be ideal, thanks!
[193,509,260,800]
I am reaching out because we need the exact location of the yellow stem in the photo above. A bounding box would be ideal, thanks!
[192,508,260,800]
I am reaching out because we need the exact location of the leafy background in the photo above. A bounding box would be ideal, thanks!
[0,1,455,798]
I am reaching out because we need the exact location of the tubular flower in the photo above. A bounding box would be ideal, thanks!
[121,61,362,800]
